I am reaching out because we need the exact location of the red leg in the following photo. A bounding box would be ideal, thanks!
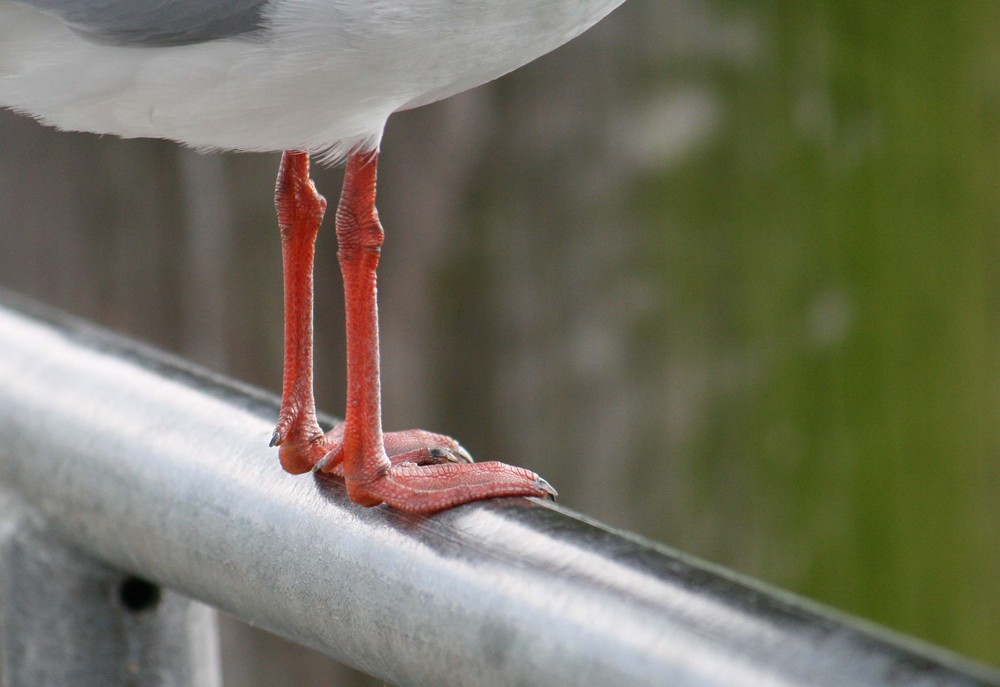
[270,151,471,475]
[271,150,555,513]
[325,151,555,512]
[270,151,330,474]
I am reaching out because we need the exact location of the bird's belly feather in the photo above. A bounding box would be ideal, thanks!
[0,0,626,159]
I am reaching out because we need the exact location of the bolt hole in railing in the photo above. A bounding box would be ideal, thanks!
[118,576,163,614]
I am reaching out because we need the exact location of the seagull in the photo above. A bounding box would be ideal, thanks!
[0,0,627,512]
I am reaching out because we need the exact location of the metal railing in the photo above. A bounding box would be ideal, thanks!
[0,291,997,687]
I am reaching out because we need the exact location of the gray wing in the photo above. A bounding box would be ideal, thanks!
[13,0,271,46]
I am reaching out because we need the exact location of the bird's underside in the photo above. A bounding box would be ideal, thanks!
[1,0,627,159]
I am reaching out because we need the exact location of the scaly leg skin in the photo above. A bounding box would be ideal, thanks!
[269,152,472,473]
[269,150,556,513]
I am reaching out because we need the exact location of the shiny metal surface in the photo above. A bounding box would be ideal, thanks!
[0,291,996,687]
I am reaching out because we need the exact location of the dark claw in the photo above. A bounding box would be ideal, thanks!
[313,451,339,473]
[269,429,281,448]
[428,446,474,464]
[535,478,558,501]
[452,444,474,463]
[445,443,474,464]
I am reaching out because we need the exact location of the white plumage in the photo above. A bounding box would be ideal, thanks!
[0,0,626,161]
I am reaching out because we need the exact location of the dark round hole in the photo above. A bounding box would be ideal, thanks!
[118,576,161,613]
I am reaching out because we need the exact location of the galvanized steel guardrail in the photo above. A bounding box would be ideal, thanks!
[0,291,997,687]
